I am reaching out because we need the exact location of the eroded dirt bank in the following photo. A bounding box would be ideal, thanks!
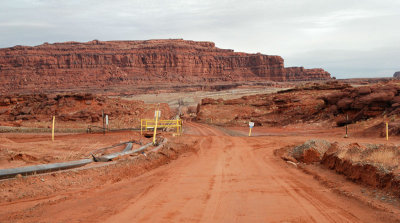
[1,123,400,222]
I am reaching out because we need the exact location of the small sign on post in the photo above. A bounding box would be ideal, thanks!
[249,122,254,137]
[155,110,161,118]
[105,115,109,130]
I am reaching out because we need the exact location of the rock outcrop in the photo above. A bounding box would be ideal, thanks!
[0,39,330,93]
[320,83,400,126]
[285,67,331,81]
[0,93,171,128]
[393,71,400,78]
[196,81,400,127]
[196,82,343,127]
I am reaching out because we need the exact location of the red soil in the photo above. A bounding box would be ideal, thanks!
[1,123,400,222]
[0,131,154,169]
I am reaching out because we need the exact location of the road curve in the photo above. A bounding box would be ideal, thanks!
[103,122,394,223]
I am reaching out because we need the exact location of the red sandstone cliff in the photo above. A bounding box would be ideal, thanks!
[0,39,330,93]
[285,67,331,81]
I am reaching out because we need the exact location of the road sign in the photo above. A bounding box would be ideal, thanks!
[249,122,254,128]
[155,110,161,118]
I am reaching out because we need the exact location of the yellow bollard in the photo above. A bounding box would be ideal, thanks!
[176,119,179,135]
[248,127,252,137]
[386,122,389,141]
[52,116,55,141]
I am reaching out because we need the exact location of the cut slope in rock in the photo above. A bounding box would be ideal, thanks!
[0,39,330,93]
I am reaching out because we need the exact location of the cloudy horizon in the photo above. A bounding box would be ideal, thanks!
[0,0,399,79]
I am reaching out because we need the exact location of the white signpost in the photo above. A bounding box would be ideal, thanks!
[155,111,161,118]
[249,122,254,136]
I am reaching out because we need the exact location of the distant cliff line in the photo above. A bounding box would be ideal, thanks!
[0,39,331,93]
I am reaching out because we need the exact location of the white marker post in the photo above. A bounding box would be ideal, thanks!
[249,122,254,137]
[105,115,109,130]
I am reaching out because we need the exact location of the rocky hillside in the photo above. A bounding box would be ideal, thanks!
[0,39,330,93]
[196,80,400,127]
[0,93,171,129]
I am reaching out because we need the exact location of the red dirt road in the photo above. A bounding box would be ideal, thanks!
[104,123,398,222]
[2,122,399,222]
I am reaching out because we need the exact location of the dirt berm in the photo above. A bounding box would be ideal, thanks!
[283,140,400,197]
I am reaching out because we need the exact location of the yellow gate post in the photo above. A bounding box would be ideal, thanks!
[52,116,55,141]
[153,111,159,145]
[140,119,143,135]
[176,118,180,135]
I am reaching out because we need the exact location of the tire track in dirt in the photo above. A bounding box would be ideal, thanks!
[248,136,389,222]
[3,123,400,222]
[105,124,400,222]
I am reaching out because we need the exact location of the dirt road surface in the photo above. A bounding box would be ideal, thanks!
[2,122,399,222]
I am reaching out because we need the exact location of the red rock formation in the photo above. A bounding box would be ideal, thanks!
[0,93,172,128]
[0,39,330,93]
[285,67,331,81]
[196,81,400,127]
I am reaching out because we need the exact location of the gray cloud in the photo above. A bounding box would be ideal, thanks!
[0,0,399,78]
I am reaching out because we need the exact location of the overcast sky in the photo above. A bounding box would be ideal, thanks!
[0,0,399,78]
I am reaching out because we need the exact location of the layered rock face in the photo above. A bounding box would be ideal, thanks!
[286,67,331,81]
[196,81,400,127]
[0,39,330,93]
[0,93,171,128]
[393,71,400,78]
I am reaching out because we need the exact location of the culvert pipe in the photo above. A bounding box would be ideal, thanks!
[0,159,93,180]
[122,142,133,152]
[97,142,153,162]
